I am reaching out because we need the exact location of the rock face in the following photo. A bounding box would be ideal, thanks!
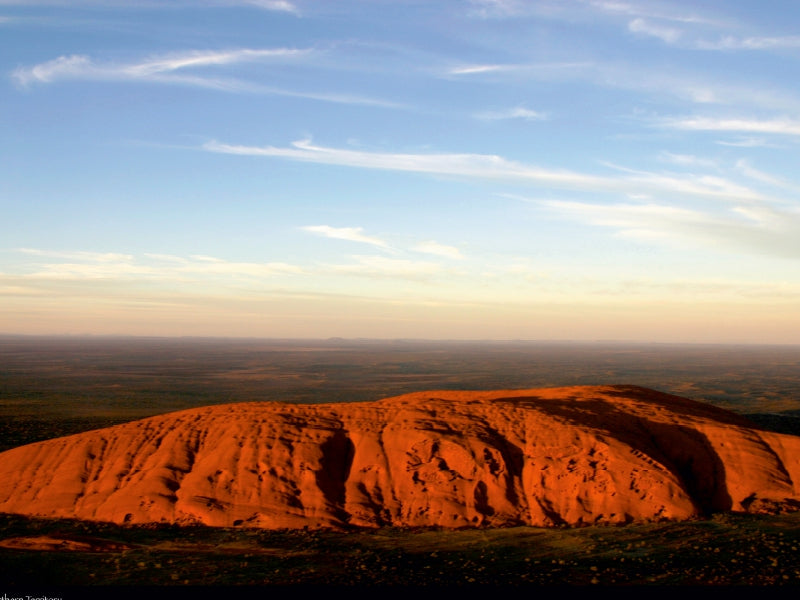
[1,385,800,529]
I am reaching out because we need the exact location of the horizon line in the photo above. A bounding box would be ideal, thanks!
[1,333,798,347]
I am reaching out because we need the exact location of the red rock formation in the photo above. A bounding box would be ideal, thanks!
[1,385,799,529]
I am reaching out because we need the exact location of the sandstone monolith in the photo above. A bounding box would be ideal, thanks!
[1,385,798,529]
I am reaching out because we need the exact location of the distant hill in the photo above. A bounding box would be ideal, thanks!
[1,385,799,529]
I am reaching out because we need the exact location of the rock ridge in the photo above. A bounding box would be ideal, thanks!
[1,385,799,529]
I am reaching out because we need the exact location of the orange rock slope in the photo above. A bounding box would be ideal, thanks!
[1,385,800,529]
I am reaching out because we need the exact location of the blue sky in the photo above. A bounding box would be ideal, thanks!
[2,0,800,342]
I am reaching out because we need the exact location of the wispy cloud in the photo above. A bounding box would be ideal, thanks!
[445,57,800,112]
[327,255,444,280]
[412,241,464,260]
[468,0,714,26]
[170,255,304,278]
[697,35,800,51]
[474,106,548,121]
[125,48,306,77]
[448,64,511,75]
[13,48,409,108]
[301,225,390,249]
[16,248,154,281]
[12,48,406,107]
[628,18,681,43]
[581,0,800,55]
[715,137,778,148]
[16,249,305,282]
[446,61,590,78]
[543,199,800,259]
[18,248,134,263]
[735,159,794,190]
[203,138,770,203]
[13,55,94,86]
[661,115,800,136]
[583,0,719,25]
[204,137,614,188]
[7,245,470,299]
[466,0,526,19]
[469,0,798,60]
[302,227,464,261]
[0,0,299,9]
[657,152,718,169]
[631,27,800,53]
[13,47,308,87]
[242,0,299,15]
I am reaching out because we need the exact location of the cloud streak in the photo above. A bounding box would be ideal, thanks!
[445,56,800,113]
[696,35,800,51]
[474,106,548,121]
[301,226,466,261]
[13,48,308,87]
[446,61,592,79]
[16,249,305,282]
[5,247,459,293]
[543,199,800,259]
[412,241,464,260]
[124,48,307,77]
[203,138,771,203]
[628,18,681,43]
[242,0,299,14]
[327,255,444,280]
[301,225,390,249]
[661,116,800,136]
[583,1,800,54]
[583,0,719,25]
[11,48,404,108]
[0,0,299,9]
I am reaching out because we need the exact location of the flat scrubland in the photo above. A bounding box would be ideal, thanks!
[3,336,800,452]
[2,511,800,587]
[2,336,800,587]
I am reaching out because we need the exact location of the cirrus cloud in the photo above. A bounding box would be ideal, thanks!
[474,106,548,121]
[412,241,464,260]
[301,225,390,249]
[15,249,305,282]
[628,18,682,44]
[661,115,800,136]
[12,47,309,87]
[542,199,800,259]
[11,48,405,108]
[203,137,771,203]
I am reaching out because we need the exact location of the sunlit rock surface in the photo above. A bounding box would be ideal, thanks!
[2,385,799,529]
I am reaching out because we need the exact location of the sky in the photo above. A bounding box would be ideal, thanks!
[2,0,800,343]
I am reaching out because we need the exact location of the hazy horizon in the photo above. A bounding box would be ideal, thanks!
[3,1,800,344]
[4,332,800,349]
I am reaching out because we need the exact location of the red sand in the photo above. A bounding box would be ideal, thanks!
[1,385,798,529]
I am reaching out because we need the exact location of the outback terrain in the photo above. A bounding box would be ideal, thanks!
[2,336,800,588]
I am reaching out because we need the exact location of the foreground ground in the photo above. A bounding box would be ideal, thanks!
[1,510,800,588]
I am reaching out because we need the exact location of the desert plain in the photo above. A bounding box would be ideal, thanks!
[2,336,800,589]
